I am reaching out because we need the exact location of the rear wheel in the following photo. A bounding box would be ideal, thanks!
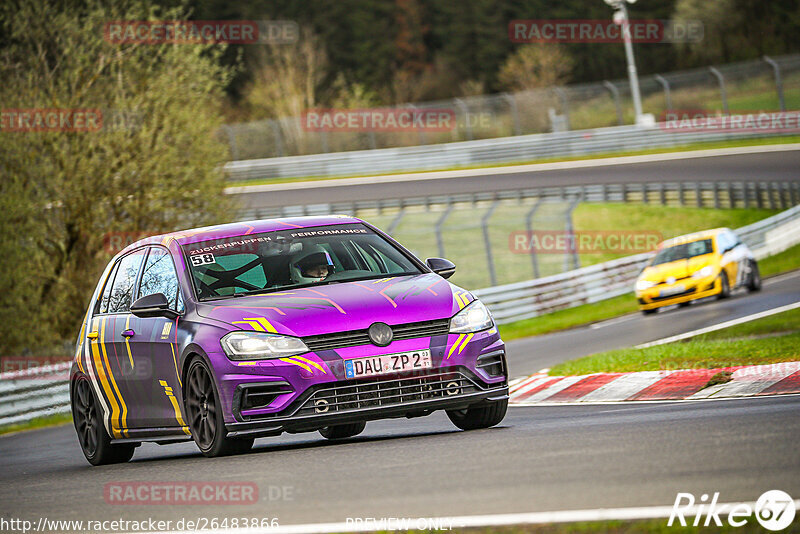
[447,399,507,431]
[717,272,731,299]
[319,421,366,440]
[72,375,136,465]
[747,260,762,292]
[678,301,692,308]
[185,359,253,457]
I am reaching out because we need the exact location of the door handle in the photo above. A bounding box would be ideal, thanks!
[122,329,135,338]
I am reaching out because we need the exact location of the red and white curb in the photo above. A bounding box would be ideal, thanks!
[509,361,800,405]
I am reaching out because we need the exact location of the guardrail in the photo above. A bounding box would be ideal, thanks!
[474,204,800,324]
[225,115,799,182]
[2,204,799,428]
[0,362,71,428]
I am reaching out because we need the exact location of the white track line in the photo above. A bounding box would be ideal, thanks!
[138,499,800,533]
[226,143,800,194]
[636,301,800,349]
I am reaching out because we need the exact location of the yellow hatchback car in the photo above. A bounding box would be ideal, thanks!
[635,228,761,315]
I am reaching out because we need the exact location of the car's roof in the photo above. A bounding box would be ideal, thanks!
[120,215,363,255]
[658,227,729,249]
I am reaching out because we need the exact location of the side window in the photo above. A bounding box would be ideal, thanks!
[108,250,146,313]
[138,247,182,311]
[98,261,121,314]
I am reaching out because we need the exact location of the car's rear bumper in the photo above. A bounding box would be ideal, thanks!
[637,276,720,310]
[224,368,508,438]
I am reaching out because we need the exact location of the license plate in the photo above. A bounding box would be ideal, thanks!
[659,284,686,297]
[344,350,432,379]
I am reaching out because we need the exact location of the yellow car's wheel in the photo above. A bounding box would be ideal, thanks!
[717,273,731,299]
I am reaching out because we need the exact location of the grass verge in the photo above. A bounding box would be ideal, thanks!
[548,308,800,375]
[498,239,800,343]
[226,136,800,188]
[0,412,72,437]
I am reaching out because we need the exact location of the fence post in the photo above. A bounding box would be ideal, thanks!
[713,181,720,209]
[742,181,749,209]
[727,182,734,209]
[453,99,472,141]
[271,120,284,157]
[525,198,544,279]
[603,81,624,126]
[654,74,672,111]
[502,93,522,136]
[435,203,454,258]
[407,104,427,145]
[481,200,500,286]
[695,182,703,208]
[386,207,406,236]
[708,67,729,115]
[763,56,786,112]
[565,199,580,271]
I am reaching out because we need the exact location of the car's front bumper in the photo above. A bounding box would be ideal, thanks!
[636,275,720,310]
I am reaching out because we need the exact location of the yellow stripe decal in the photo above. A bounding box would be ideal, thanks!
[447,334,465,359]
[159,380,191,435]
[455,292,467,310]
[279,357,312,372]
[458,333,474,354]
[169,342,181,387]
[291,355,327,374]
[124,315,134,369]
[101,318,129,437]
[93,319,121,438]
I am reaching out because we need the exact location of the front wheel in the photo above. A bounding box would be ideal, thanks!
[319,421,366,440]
[185,359,253,457]
[717,272,731,299]
[747,261,762,292]
[447,399,507,431]
[72,375,136,466]
[641,308,658,315]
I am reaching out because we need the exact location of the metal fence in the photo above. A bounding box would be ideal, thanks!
[225,114,800,182]
[222,54,800,163]
[236,181,800,289]
[474,203,800,324]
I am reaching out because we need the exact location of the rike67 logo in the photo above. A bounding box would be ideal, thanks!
[669,490,796,531]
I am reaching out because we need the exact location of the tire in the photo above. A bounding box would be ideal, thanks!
[641,308,658,315]
[319,421,366,440]
[71,375,136,466]
[747,260,762,292]
[678,301,692,308]
[185,358,253,457]
[717,272,731,299]
[446,398,507,431]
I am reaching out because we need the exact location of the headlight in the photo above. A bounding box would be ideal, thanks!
[450,300,494,333]
[635,279,657,291]
[221,331,309,361]
[692,266,714,278]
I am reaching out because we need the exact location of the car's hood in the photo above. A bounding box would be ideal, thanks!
[641,254,716,282]
[195,273,471,337]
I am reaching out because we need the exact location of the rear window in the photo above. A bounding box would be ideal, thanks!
[182,224,422,300]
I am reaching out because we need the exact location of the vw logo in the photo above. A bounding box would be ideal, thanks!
[314,399,329,413]
[666,276,676,284]
[368,322,393,347]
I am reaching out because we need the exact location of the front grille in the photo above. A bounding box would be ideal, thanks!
[295,370,479,417]
[655,275,691,286]
[650,287,697,301]
[303,318,451,352]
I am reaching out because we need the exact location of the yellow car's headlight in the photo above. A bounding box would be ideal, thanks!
[692,266,715,278]
[635,280,657,291]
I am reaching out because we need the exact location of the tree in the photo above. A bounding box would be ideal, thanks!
[498,44,573,91]
[0,0,234,353]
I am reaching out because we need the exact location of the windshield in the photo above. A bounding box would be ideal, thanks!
[182,223,423,300]
[651,238,714,266]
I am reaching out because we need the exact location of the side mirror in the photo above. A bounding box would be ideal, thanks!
[426,257,456,279]
[130,293,178,319]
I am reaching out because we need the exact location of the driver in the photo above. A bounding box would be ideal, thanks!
[289,245,336,284]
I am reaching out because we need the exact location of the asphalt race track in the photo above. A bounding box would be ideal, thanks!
[1,271,799,528]
[506,270,800,377]
[231,148,800,209]
[1,397,799,527]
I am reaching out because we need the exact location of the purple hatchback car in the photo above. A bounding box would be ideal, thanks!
[70,216,508,464]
